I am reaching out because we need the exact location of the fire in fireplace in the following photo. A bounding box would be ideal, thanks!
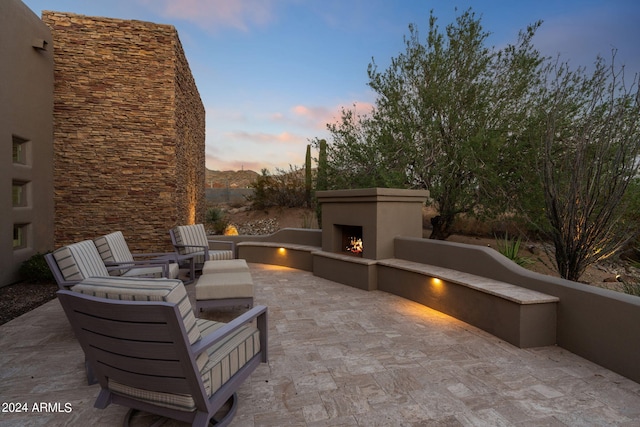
[346,237,363,254]
[339,225,363,257]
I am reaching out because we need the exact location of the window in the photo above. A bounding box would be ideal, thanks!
[13,224,28,250]
[12,135,28,165]
[12,181,28,207]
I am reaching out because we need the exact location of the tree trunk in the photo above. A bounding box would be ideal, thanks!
[429,215,453,240]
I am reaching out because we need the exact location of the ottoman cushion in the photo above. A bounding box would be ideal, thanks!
[202,259,249,275]
[196,272,254,300]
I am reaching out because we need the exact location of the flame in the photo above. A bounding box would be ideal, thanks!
[346,237,363,254]
[224,224,239,236]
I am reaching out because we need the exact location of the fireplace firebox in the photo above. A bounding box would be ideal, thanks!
[338,225,363,256]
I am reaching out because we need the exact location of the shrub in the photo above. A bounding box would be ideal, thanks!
[205,207,229,235]
[247,167,307,210]
[620,280,640,297]
[495,233,534,267]
[19,252,54,283]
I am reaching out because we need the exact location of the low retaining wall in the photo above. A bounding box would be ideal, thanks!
[216,228,322,271]
[237,241,319,271]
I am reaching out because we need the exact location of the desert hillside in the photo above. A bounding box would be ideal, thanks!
[206,168,259,189]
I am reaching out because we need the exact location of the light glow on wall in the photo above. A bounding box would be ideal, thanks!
[430,277,446,297]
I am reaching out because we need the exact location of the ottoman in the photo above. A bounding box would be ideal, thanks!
[195,270,254,312]
[202,259,249,275]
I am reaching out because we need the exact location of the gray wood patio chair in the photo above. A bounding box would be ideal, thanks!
[45,239,176,290]
[57,276,268,427]
[93,231,180,279]
[170,224,235,283]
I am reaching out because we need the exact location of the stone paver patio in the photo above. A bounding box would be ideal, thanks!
[1,263,640,426]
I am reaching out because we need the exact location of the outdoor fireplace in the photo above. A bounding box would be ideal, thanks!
[314,188,428,290]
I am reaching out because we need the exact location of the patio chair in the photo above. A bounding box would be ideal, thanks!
[170,224,235,283]
[58,276,268,427]
[93,231,179,279]
[45,239,175,290]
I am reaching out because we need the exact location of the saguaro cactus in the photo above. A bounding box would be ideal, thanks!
[315,139,328,228]
[305,144,312,207]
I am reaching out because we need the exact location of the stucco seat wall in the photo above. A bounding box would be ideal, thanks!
[377,258,558,348]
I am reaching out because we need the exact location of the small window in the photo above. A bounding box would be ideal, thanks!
[12,135,28,165]
[12,181,29,207]
[13,224,29,250]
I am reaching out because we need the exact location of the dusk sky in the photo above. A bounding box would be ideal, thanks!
[22,0,640,172]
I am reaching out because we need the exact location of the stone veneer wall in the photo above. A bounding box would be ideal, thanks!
[42,12,205,252]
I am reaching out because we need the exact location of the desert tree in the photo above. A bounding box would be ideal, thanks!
[534,53,640,281]
[323,9,545,239]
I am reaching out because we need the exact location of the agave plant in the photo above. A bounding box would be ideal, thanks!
[495,233,534,267]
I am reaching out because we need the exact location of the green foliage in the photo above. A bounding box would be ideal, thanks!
[494,233,534,267]
[621,178,640,259]
[205,207,229,235]
[19,252,54,283]
[620,280,640,297]
[247,167,308,210]
[535,54,640,281]
[324,9,545,239]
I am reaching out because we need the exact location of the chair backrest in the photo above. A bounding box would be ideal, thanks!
[58,278,209,411]
[71,276,203,346]
[50,240,110,286]
[171,224,208,255]
[94,231,134,263]
[93,231,134,276]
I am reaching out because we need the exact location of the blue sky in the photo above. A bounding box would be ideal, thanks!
[22,0,640,172]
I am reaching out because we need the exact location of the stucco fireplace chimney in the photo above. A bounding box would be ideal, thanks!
[314,188,428,290]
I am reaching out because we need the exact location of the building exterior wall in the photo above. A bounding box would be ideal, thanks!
[0,0,54,286]
[173,34,206,226]
[41,12,205,253]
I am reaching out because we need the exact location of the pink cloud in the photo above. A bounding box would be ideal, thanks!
[226,130,304,145]
[292,104,333,128]
[290,101,375,130]
[145,0,275,32]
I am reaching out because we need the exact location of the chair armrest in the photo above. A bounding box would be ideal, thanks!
[104,260,171,277]
[172,244,209,254]
[131,252,178,262]
[207,240,235,252]
[57,278,81,290]
[191,305,268,363]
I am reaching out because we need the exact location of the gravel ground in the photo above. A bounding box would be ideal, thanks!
[0,281,58,325]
